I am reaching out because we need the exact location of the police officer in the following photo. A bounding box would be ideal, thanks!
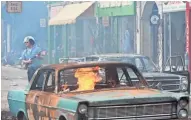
[20,36,42,82]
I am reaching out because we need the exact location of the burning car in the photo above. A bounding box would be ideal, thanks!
[8,62,189,120]
[85,54,190,94]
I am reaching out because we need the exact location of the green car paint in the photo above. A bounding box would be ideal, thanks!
[57,98,79,113]
[7,90,28,118]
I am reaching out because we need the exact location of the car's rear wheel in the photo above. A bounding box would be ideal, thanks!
[17,112,27,120]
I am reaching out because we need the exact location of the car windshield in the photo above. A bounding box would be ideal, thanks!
[142,57,159,72]
[58,64,147,93]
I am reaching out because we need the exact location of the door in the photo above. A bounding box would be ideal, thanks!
[25,69,46,120]
[26,69,58,120]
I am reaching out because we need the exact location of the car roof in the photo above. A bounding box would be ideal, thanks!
[87,53,146,58]
[41,61,137,71]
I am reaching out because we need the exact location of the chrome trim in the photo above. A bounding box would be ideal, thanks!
[144,78,181,92]
[162,84,180,86]
[88,114,174,120]
[94,103,172,109]
[88,103,176,119]
[164,89,180,92]
[145,79,180,82]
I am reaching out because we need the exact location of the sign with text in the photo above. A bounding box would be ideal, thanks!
[150,14,160,25]
[6,1,22,13]
[99,1,133,8]
[163,1,186,13]
[40,19,46,27]
[102,16,109,27]
[50,6,63,19]
[96,1,135,17]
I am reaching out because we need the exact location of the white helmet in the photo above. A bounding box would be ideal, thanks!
[23,36,35,43]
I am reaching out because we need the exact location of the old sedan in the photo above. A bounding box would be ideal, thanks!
[8,62,189,120]
[85,54,190,93]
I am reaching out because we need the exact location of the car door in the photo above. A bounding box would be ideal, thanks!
[25,69,46,119]
[40,70,60,120]
[26,69,59,120]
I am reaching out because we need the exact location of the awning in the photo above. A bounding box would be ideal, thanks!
[49,2,94,26]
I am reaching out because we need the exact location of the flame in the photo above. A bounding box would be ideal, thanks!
[74,67,102,91]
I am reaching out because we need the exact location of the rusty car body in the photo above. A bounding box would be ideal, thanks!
[85,54,190,94]
[7,62,189,120]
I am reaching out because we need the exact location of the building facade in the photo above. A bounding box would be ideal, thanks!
[48,2,96,63]
[1,1,48,54]
[95,1,136,54]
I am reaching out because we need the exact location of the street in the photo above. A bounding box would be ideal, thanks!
[1,66,191,119]
[1,66,28,119]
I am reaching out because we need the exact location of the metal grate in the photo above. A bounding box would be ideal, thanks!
[88,103,176,120]
[145,79,181,92]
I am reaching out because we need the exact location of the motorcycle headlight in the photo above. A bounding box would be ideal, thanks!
[178,109,188,118]
[78,104,88,114]
[179,99,188,107]
[181,77,188,91]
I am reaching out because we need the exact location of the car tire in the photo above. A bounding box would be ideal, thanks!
[17,112,27,120]
[59,116,66,120]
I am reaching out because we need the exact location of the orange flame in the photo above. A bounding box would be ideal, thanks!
[74,67,102,91]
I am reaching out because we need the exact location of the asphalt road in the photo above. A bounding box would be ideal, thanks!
[1,66,191,119]
[1,66,28,119]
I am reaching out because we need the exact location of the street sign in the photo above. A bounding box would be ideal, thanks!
[6,1,22,13]
[150,14,160,25]
[163,1,186,13]
[50,6,63,19]
[102,16,109,27]
[40,19,46,27]
[99,1,133,8]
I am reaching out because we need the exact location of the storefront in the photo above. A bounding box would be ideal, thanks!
[95,1,136,54]
[48,2,96,64]
[163,1,188,64]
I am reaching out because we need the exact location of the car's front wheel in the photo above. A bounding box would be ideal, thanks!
[17,112,27,120]
[59,115,66,120]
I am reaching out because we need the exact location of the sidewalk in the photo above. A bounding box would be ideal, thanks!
[4,64,49,69]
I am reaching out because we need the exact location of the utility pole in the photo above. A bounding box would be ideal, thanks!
[136,1,141,54]
[185,2,191,79]
[47,2,51,64]
[159,1,164,70]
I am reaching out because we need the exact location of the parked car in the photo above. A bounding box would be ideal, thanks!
[8,62,189,120]
[85,54,190,94]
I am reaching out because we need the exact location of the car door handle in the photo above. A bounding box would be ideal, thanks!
[47,106,54,109]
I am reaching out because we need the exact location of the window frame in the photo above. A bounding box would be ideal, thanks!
[43,69,56,93]
[30,69,56,93]
[57,64,149,92]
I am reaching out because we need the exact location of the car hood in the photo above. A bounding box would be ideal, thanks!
[63,88,186,106]
[142,72,181,79]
